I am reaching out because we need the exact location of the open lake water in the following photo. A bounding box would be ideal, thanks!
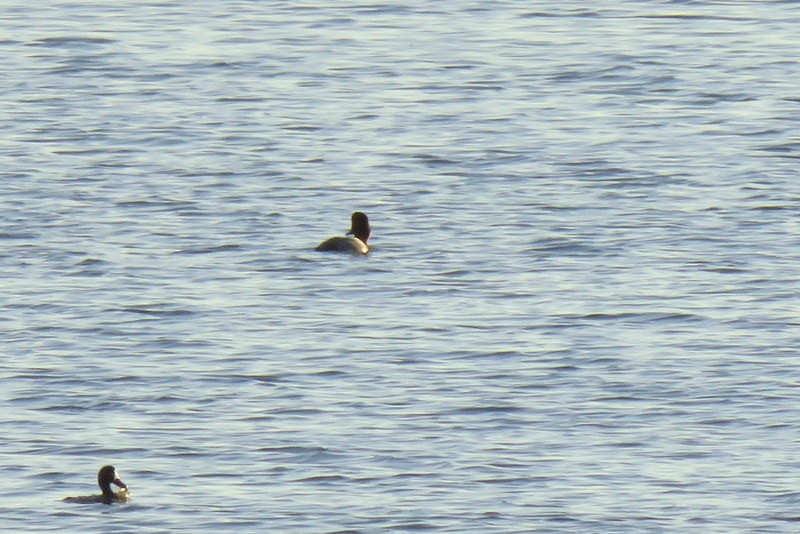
[1,1,799,532]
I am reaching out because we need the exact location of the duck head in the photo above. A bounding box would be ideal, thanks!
[346,212,371,244]
[98,465,127,500]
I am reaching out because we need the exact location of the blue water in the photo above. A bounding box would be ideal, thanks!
[2,1,799,532]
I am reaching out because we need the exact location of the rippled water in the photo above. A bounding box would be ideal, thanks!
[2,1,799,532]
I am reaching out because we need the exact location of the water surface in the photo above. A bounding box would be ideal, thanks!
[1,1,799,532]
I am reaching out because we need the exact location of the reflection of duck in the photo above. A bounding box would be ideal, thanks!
[63,465,130,504]
[315,212,371,255]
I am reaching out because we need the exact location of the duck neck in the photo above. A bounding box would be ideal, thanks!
[101,485,116,502]
[353,230,369,244]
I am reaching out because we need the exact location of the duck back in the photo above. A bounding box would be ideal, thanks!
[315,236,368,255]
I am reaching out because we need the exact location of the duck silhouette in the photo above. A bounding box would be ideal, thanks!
[315,212,371,255]
[63,465,130,504]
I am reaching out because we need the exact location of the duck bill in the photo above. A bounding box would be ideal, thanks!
[113,478,127,490]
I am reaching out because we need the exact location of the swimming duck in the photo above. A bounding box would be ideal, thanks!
[315,212,371,255]
[63,465,130,504]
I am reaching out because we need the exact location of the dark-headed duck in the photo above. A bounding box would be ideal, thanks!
[63,465,130,504]
[315,212,371,255]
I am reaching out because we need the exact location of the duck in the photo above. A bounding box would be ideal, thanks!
[63,465,130,504]
[315,212,371,255]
